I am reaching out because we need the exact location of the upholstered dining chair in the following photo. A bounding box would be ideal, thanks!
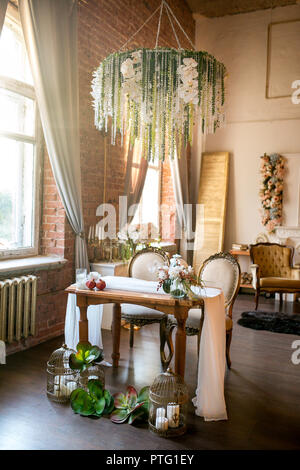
[249,243,300,310]
[162,252,241,369]
[121,247,170,357]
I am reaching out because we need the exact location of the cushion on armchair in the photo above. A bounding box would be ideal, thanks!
[121,303,165,319]
[259,277,300,289]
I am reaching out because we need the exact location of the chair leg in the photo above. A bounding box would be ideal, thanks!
[129,323,134,348]
[160,321,175,370]
[226,329,232,369]
[255,290,260,310]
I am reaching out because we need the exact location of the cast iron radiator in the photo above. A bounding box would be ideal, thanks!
[0,275,37,343]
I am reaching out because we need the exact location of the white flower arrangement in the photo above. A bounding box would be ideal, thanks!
[157,254,199,299]
[177,57,199,104]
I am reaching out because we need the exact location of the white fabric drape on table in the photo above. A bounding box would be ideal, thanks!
[0,0,8,365]
[192,289,228,421]
[64,294,103,351]
[0,0,8,36]
[19,0,89,271]
[170,115,204,265]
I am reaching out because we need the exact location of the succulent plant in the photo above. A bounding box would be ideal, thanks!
[69,341,104,372]
[70,379,114,418]
[110,385,149,425]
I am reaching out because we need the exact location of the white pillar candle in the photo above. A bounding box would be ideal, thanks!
[155,416,168,431]
[53,377,77,397]
[156,407,165,419]
[167,403,180,428]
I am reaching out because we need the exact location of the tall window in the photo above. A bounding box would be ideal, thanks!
[0,6,40,258]
[131,160,161,239]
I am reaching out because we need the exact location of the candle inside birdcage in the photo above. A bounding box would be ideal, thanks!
[149,368,188,437]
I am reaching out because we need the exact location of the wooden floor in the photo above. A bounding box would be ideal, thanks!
[1,293,300,450]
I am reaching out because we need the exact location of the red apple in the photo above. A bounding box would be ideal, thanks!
[86,280,96,290]
[96,279,106,291]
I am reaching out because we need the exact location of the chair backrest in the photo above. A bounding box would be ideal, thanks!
[250,243,293,278]
[128,247,170,281]
[198,252,241,308]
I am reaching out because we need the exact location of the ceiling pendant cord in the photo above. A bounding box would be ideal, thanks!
[164,1,182,49]
[163,0,196,50]
[119,0,195,52]
[155,0,164,49]
[120,3,162,51]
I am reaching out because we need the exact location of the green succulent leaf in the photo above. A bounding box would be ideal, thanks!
[128,408,146,425]
[104,395,115,415]
[70,388,95,416]
[70,388,88,414]
[137,386,149,403]
[114,392,128,409]
[87,379,103,401]
[79,394,96,416]
[94,396,106,416]
[110,408,130,424]
[125,386,138,408]
[69,341,104,371]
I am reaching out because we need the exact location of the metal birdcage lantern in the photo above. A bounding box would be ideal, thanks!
[46,344,79,403]
[149,368,188,437]
[78,364,105,391]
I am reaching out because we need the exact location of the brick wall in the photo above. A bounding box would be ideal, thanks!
[6,0,194,355]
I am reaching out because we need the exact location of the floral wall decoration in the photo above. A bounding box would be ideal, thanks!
[91,48,226,161]
[259,153,285,232]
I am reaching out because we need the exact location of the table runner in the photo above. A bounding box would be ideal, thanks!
[191,287,227,421]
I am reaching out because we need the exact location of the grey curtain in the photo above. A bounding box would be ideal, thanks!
[121,134,148,229]
[0,0,8,35]
[19,0,89,271]
[170,116,204,265]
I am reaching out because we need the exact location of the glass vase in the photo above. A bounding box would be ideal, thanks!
[170,279,187,299]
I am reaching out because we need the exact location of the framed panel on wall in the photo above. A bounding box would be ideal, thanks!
[193,152,229,274]
[266,18,300,99]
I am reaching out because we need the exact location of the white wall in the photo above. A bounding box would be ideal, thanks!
[195,5,300,250]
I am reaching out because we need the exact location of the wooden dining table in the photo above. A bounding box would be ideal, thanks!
[65,285,204,378]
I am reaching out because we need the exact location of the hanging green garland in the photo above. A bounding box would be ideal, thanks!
[91,47,226,161]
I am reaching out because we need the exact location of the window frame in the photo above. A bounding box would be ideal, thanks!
[0,7,42,260]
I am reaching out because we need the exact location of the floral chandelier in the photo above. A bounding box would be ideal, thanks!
[91,1,227,161]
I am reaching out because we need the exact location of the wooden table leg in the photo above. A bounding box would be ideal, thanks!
[77,295,89,342]
[112,303,121,368]
[174,305,188,378]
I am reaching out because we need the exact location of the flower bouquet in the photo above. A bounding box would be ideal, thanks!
[259,153,284,233]
[157,255,201,300]
[117,224,140,260]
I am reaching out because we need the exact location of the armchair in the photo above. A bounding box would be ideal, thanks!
[250,243,300,310]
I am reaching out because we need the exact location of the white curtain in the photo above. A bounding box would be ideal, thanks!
[120,133,148,229]
[0,0,8,364]
[19,0,104,350]
[170,117,204,265]
[19,0,89,271]
[0,0,8,36]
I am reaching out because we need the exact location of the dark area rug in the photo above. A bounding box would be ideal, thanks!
[238,311,300,335]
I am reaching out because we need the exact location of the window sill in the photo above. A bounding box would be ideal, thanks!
[0,255,68,278]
